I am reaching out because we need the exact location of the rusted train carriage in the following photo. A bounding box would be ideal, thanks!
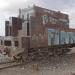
[19,6,75,57]
[19,6,69,47]
[0,6,74,60]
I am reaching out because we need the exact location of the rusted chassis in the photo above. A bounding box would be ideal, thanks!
[28,43,75,59]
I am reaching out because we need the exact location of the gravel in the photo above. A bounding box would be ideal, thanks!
[0,48,75,75]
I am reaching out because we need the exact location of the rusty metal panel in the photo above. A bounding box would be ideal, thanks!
[34,6,69,29]
[23,6,70,48]
[5,21,9,36]
[30,16,48,48]
[12,17,22,36]
[30,6,69,48]
[21,37,30,49]
[30,32,48,48]
[8,17,22,37]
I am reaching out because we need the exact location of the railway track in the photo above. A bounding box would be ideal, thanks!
[0,47,73,71]
[0,61,24,70]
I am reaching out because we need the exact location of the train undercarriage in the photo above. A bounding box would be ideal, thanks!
[0,36,75,63]
[24,44,75,61]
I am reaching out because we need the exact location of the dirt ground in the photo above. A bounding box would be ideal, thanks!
[0,48,75,75]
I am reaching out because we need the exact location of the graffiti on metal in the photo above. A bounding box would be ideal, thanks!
[31,33,46,43]
[42,15,68,25]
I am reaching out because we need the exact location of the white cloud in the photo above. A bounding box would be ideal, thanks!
[0,0,9,9]
[0,0,75,36]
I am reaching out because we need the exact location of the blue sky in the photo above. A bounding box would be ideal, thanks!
[0,0,75,36]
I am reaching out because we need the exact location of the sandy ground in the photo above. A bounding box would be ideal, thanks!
[0,48,75,75]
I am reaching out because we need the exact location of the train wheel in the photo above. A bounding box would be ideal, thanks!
[48,48,54,56]
[21,53,28,63]
[56,48,64,56]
